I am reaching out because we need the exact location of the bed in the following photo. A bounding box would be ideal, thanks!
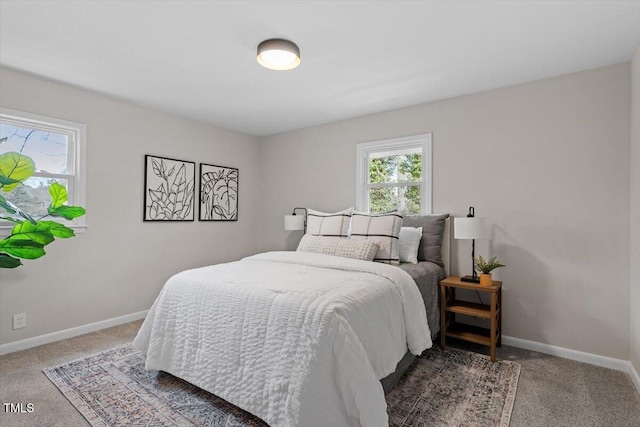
[134,214,450,427]
[381,216,449,392]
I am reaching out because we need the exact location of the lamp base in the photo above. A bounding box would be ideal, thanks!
[460,275,480,283]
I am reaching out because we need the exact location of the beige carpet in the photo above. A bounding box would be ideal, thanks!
[1,320,639,427]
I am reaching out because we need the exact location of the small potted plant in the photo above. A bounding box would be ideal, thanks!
[473,255,506,287]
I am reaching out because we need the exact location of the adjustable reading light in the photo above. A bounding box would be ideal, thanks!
[284,207,307,232]
[454,207,490,283]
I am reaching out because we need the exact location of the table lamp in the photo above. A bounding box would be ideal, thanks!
[454,206,490,283]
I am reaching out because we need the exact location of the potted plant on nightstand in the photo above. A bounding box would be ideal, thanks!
[473,255,505,287]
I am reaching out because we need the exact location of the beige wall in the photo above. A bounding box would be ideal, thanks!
[261,63,631,359]
[631,45,640,372]
[0,62,634,362]
[0,68,262,346]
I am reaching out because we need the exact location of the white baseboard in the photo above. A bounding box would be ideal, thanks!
[503,335,640,394]
[0,310,148,356]
[502,335,630,371]
[630,363,640,394]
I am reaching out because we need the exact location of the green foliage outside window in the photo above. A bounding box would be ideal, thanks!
[0,142,86,268]
[368,153,422,214]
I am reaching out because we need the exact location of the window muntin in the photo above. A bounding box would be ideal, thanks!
[356,134,432,215]
[0,108,86,230]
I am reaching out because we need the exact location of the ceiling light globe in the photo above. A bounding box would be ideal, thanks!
[257,39,301,71]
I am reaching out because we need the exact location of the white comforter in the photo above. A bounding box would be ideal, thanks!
[133,251,432,427]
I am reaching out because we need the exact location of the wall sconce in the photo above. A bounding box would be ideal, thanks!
[284,207,307,232]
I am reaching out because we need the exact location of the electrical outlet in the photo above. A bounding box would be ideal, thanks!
[12,313,26,330]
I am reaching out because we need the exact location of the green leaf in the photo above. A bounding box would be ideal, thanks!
[0,238,45,259]
[0,253,22,268]
[0,175,22,187]
[48,182,68,209]
[0,194,17,214]
[0,197,36,224]
[47,205,86,220]
[0,152,35,192]
[38,220,75,238]
[10,221,55,245]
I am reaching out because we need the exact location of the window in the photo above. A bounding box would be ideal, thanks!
[0,108,86,230]
[356,133,432,215]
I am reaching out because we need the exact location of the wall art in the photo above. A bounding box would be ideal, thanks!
[144,155,195,221]
[199,163,238,221]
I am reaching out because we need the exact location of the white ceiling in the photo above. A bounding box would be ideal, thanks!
[1,1,639,136]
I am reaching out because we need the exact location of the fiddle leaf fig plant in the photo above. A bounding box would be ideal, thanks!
[473,255,506,274]
[0,148,86,268]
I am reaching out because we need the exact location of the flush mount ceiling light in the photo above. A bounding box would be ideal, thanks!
[257,39,301,71]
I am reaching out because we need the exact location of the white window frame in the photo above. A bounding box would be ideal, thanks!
[356,133,432,215]
[0,107,87,232]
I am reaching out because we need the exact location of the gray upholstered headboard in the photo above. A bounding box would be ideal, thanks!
[442,217,451,277]
[402,214,451,275]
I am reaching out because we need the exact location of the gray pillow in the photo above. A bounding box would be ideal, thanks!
[402,214,449,267]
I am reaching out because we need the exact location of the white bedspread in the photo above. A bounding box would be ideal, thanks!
[133,251,432,427]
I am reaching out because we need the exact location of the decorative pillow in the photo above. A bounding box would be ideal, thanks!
[297,235,378,261]
[306,207,354,237]
[402,214,450,267]
[350,211,404,265]
[399,226,423,264]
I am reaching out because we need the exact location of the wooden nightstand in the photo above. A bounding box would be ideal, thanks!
[440,276,502,362]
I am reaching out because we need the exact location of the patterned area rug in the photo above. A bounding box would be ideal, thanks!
[44,344,520,427]
[387,348,520,427]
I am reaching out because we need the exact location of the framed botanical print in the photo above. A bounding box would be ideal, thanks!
[144,155,195,221]
[199,163,238,221]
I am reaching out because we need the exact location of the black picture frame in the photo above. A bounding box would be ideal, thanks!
[143,155,196,222]
[199,163,239,221]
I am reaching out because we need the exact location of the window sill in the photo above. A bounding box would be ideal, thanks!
[0,223,88,237]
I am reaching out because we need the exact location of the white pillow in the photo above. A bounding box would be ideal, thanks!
[350,211,404,265]
[306,207,354,237]
[399,226,423,264]
[297,235,378,261]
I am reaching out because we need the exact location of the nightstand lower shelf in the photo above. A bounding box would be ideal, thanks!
[445,323,495,346]
[445,300,494,319]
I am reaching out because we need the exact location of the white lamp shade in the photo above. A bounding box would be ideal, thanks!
[454,217,490,240]
[284,214,305,231]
